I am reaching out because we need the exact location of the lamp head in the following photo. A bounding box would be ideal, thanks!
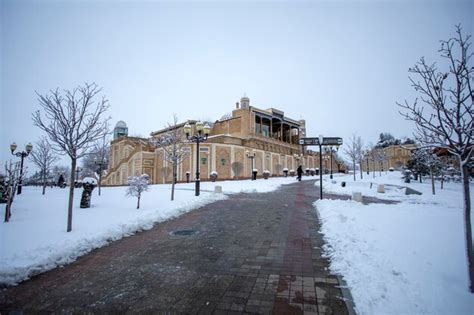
[196,121,204,133]
[10,142,17,153]
[203,123,211,136]
[26,143,33,154]
[183,123,192,137]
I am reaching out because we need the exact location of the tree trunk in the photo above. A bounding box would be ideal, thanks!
[441,178,444,189]
[171,162,176,201]
[461,163,474,293]
[353,160,356,181]
[4,186,12,222]
[419,174,422,183]
[360,162,363,179]
[137,194,141,209]
[430,166,435,195]
[67,158,76,232]
[42,173,46,195]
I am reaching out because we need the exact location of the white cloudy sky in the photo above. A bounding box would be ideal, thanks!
[1,0,472,168]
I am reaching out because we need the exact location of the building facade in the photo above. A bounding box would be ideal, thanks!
[103,97,342,185]
[361,144,417,172]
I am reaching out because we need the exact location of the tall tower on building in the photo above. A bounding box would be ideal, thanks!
[113,120,128,139]
[240,95,250,109]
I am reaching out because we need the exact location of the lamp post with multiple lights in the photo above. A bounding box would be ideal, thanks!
[246,149,256,180]
[10,142,33,195]
[183,121,211,196]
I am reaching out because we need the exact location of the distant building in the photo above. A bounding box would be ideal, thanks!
[362,144,417,172]
[103,96,341,185]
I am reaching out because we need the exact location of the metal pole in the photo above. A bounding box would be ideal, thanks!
[319,143,323,199]
[18,153,25,195]
[366,157,369,175]
[329,149,333,179]
[195,138,200,196]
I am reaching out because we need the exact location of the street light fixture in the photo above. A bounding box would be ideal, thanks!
[10,142,33,195]
[246,149,256,180]
[325,146,339,179]
[184,121,210,196]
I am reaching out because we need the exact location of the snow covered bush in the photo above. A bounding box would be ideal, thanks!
[263,170,270,179]
[210,171,218,182]
[126,174,150,209]
[283,168,289,177]
[310,168,316,176]
[289,169,295,176]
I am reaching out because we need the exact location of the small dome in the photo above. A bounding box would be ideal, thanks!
[115,120,127,128]
[240,95,249,101]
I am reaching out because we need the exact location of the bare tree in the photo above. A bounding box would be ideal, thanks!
[343,134,363,181]
[126,174,149,209]
[32,82,110,232]
[398,25,474,291]
[231,161,243,179]
[151,114,188,201]
[29,137,58,195]
[4,161,27,222]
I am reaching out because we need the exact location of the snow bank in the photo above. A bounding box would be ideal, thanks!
[314,171,474,314]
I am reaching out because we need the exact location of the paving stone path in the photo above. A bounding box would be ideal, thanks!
[0,179,356,314]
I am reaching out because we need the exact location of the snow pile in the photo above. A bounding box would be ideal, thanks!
[0,175,311,285]
[314,171,474,314]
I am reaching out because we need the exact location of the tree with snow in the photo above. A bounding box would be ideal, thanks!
[231,161,243,179]
[343,133,363,181]
[29,137,58,195]
[126,174,149,209]
[151,114,188,201]
[32,82,110,232]
[3,161,27,222]
[398,25,474,291]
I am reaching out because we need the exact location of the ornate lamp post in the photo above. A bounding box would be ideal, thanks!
[75,167,82,183]
[246,149,256,180]
[364,150,370,175]
[184,121,211,196]
[10,142,33,195]
[94,158,106,196]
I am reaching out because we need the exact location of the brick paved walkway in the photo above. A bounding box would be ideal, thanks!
[0,180,356,314]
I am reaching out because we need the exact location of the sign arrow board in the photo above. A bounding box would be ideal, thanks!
[299,137,343,146]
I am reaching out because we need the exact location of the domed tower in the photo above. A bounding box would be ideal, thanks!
[240,95,250,109]
[113,120,128,139]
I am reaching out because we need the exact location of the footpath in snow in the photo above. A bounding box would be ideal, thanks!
[0,176,311,286]
[314,171,474,315]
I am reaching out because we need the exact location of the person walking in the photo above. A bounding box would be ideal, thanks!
[297,165,303,181]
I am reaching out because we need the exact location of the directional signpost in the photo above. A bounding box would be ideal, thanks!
[299,136,343,199]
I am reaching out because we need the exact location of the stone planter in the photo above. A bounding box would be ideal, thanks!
[263,170,270,179]
[289,169,295,177]
[283,168,288,177]
[210,171,218,182]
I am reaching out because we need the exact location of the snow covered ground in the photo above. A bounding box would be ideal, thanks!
[315,171,474,315]
[0,175,310,286]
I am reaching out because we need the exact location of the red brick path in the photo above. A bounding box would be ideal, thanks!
[0,180,355,314]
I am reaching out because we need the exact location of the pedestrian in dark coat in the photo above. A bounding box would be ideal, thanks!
[297,165,303,181]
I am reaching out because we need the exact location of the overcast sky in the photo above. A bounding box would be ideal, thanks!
[1,0,472,169]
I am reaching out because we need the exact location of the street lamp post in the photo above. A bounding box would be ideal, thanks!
[10,142,33,195]
[318,134,324,199]
[246,150,256,180]
[75,167,82,184]
[365,150,370,175]
[94,158,106,196]
[184,121,211,196]
[325,146,336,179]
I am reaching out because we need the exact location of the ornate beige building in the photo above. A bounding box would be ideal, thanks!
[103,96,340,185]
[362,144,417,172]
